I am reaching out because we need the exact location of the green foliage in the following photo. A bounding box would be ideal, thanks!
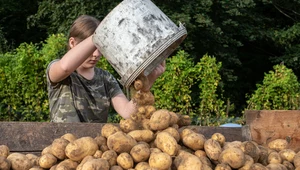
[152,51,233,126]
[152,50,196,116]
[195,54,227,126]
[246,64,300,110]
[28,0,121,35]
[0,34,67,121]
[0,0,43,52]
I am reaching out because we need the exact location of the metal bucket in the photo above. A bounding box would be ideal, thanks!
[92,0,187,88]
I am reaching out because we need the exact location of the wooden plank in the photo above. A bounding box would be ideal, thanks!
[0,122,105,152]
[0,122,246,154]
[245,110,300,152]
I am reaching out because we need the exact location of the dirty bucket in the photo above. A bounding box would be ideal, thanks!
[92,0,187,88]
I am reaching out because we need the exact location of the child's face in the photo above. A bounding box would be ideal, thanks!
[82,49,102,68]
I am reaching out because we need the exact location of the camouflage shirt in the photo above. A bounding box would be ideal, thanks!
[46,59,123,123]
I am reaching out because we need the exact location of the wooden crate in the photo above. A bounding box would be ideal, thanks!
[0,122,247,155]
[245,110,300,152]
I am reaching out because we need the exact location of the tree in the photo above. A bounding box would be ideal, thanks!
[0,0,43,51]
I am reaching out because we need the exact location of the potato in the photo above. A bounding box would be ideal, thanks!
[218,147,245,169]
[119,119,140,133]
[41,145,52,155]
[194,150,207,157]
[7,152,33,170]
[258,145,269,166]
[107,131,137,154]
[51,138,69,160]
[49,165,57,170]
[141,118,151,130]
[268,151,282,164]
[81,158,110,170]
[250,163,268,170]
[154,131,179,156]
[294,151,300,168]
[282,160,295,170]
[117,152,134,169]
[130,112,145,123]
[204,138,222,161]
[180,127,193,138]
[144,105,156,119]
[137,105,146,115]
[55,159,78,170]
[162,127,180,142]
[239,154,254,170]
[215,163,231,170]
[65,136,98,161]
[268,139,288,152]
[168,111,179,126]
[223,141,243,150]
[101,123,121,138]
[101,150,118,167]
[134,79,143,90]
[38,153,57,169]
[0,156,11,170]
[279,149,296,162]
[149,109,171,131]
[135,162,151,170]
[0,145,10,158]
[61,133,77,142]
[211,133,226,147]
[94,135,106,146]
[26,154,39,167]
[174,150,203,170]
[197,155,213,168]
[181,128,206,151]
[177,114,192,127]
[241,141,260,162]
[127,129,155,143]
[148,152,172,170]
[94,136,109,152]
[202,164,213,170]
[266,163,288,170]
[172,123,179,130]
[150,148,162,154]
[93,150,103,158]
[110,165,124,170]
[178,146,194,155]
[76,155,94,170]
[130,143,151,163]
[29,166,44,170]
[134,91,155,106]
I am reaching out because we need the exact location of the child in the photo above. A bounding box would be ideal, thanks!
[46,15,165,122]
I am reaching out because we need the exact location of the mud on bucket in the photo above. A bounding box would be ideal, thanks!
[92,0,187,88]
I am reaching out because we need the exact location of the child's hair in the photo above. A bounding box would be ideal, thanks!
[68,15,100,49]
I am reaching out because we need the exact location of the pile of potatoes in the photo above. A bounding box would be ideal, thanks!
[1,77,300,170]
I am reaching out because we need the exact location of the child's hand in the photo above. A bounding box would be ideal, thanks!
[141,60,166,92]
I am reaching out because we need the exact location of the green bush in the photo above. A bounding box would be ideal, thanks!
[152,50,196,116]
[152,51,234,126]
[195,54,228,126]
[0,34,67,121]
[246,64,300,110]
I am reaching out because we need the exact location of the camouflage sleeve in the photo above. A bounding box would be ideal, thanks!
[46,59,81,122]
[104,70,123,98]
[46,59,61,89]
